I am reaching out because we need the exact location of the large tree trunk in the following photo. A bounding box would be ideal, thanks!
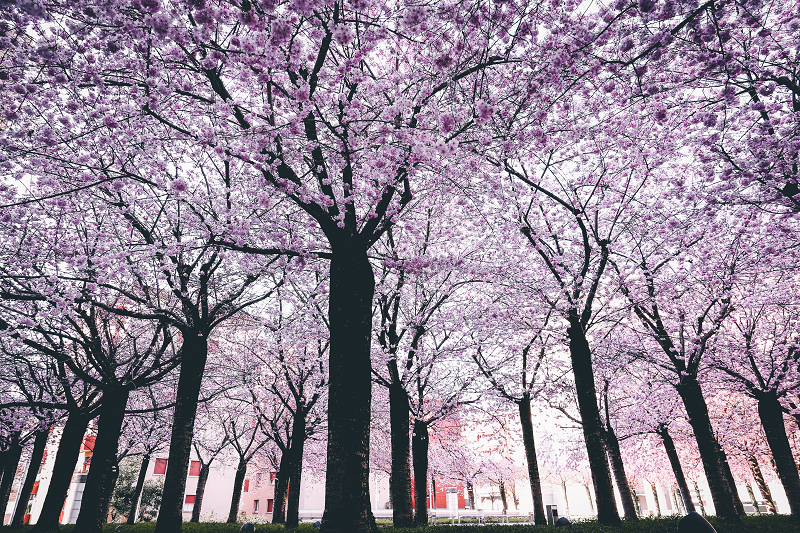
[128,454,150,525]
[33,411,92,531]
[389,382,413,527]
[758,393,800,517]
[0,437,23,523]
[12,429,50,526]
[154,336,208,533]
[603,425,638,520]
[518,394,546,525]
[75,388,130,533]
[658,426,695,513]
[411,420,429,526]
[675,377,740,521]
[748,455,777,514]
[227,457,248,523]
[717,441,745,516]
[286,411,306,528]
[566,318,620,525]
[271,450,291,524]
[190,461,210,523]
[320,239,377,533]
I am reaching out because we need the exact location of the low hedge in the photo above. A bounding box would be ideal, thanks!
[3,515,798,533]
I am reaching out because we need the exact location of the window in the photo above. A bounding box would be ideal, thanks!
[81,436,96,452]
[183,495,195,513]
[189,461,201,477]
[267,499,274,513]
[253,500,259,513]
[154,458,168,475]
[185,495,196,504]
[269,472,276,485]
[244,479,249,492]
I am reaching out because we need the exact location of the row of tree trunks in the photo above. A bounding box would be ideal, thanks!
[74,388,131,533]
[129,455,151,524]
[0,436,23,522]
[757,393,800,517]
[675,377,742,521]
[11,430,50,526]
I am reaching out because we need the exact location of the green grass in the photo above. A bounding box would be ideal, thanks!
[3,515,798,533]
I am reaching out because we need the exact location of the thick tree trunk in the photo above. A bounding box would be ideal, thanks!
[658,426,695,513]
[227,457,248,523]
[758,393,800,517]
[748,455,777,514]
[411,420,429,526]
[717,441,745,516]
[33,411,92,531]
[389,382,413,527]
[190,461,210,523]
[286,411,306,528]
[566,318,620,525]
[320,239,377,533]
[154,336,208,533]
[271,449,291,524]
[518,395,546,525]
[12,429,50,526]
[75,388,130,533]
[128,455,150,524]
[604,425,638,520]
[675,377,740,521]
[0,438,23,523]
[100,466,120,524]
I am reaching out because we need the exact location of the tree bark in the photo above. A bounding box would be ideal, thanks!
[154,336,208,533]
[431,477,437,510]
[271,450,290,524]
[12,429,50,526]
[320,240,378,533]
[675,377,740,521]
[694,480,706,516]
[658,426,695,513]
[411,420,429,526]
[0,437,23,524]
[650,482,661,516]
[388,382,413,527]
[466,481,475,510]
[227,457,248,523]
[746,484,760,515]
[603,425,638,520]
[518,394,546,525]
[748,455,777,514]
[566,318,620,525]
[128,455,150,524]
[190,461,210,523]
[499,480,507,512]
[757,393,800,517]
[717,441,745,516]
[75,388,130,533]
[584,484,595,515]
[33,411,92,532]
[286,411,306,528]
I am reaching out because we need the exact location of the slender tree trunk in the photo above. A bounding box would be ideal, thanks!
[694,481,706,516]
[190,461,210,523]
[584,484,594,515]
[271,450,291,524]
[748,455,777,514]
[431,477,436,510]
[128,455,150,525]
[673,489,682,515]
[227,457,248,523]
[466,481,475,509]
[0,450,7,489]
[650,482,661,516]
[631,489,641,516]
[717,442,745,516]
[499,480,508,512]
[675,377,740,521]
[388,382,413,527]
[757,393,800,517]
[154,336,208,533]
[11,429,49,526]
[320,239,377,533]
[411,420,429,526]
[518,395,547,525]
[746,484,760,515]
[286,411,306,528]
[75,388,130,533]
[567,318,620,525]
[33,411,92,531]
[0,437,23,524]
[658,427,695,513]
[604,426,638,520]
